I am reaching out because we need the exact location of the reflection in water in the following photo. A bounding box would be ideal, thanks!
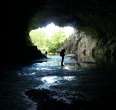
[41,76,60,84]
[36,76,76,89]
[64,66,71,70]
[63,65,78,71]
[40,68,54,70]
[63,76,75,81]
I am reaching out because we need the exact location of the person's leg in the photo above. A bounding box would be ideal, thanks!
[61,56,64,66]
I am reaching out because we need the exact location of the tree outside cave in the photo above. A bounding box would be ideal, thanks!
[29,23,75,54]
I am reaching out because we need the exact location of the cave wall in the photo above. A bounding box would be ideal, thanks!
[77,31,97,63]
[64,26,116,66]
[0,1,46,63]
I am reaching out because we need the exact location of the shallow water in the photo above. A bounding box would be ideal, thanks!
[0,55,116,110]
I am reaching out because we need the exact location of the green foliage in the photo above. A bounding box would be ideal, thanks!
[29,29,68,53]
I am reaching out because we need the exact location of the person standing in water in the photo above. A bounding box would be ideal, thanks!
[45,51,47,57]
[60,48,65,66]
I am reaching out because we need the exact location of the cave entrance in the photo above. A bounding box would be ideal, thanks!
[29,22,75,54]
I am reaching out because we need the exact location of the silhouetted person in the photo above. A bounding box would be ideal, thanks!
[60,49,65,66]
[45,51,47,57]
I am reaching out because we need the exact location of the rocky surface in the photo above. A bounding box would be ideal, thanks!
[63,27,116,67]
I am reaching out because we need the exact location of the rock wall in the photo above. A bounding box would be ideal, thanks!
[63,27,116,66]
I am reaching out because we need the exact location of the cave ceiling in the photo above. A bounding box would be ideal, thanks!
[1,0,116,38]
[25,0,116,29]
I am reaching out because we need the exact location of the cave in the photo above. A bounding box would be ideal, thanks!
[0,0,116,66]
[0,0,116,110]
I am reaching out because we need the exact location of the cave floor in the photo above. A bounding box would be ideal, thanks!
[0,55,116,110]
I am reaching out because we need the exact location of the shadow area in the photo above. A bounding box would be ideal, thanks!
[25,88,116,110]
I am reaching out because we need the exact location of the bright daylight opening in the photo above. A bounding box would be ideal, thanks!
[29,22,75,54]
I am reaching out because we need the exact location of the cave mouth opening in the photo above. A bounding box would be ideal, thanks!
[29,22,75,54]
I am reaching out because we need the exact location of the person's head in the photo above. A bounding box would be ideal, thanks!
[62,48,65,52]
